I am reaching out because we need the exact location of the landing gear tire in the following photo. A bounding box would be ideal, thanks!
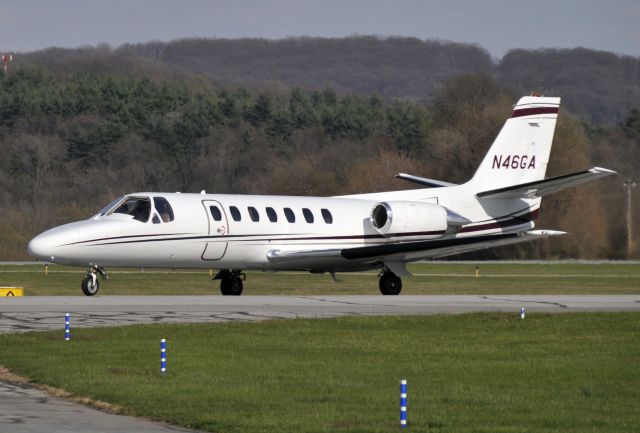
[379,271,402,295]
[81,275,100,296]
[220,277,243,296]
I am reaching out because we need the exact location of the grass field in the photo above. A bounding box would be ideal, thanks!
[0,262,639,295]
[1,313,638,433]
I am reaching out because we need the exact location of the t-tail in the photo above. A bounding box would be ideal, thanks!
[467,96,560,192]
[465,95,615,200]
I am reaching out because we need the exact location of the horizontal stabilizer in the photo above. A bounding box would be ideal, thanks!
[395,173,457,188]
[476,167,616,199]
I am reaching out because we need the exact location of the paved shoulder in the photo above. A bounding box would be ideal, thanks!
[0,380,192,433]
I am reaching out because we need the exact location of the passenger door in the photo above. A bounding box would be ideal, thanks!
[201,200,228,260]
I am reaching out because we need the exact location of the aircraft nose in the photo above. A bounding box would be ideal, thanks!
[27,222,85,263]
[27,233,55,261]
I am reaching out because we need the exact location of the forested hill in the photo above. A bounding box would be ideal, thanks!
[16,36,640,124]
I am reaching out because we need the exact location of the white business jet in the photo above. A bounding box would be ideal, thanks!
[28,95,616,296]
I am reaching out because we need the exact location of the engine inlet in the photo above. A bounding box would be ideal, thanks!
[371,203,390,229]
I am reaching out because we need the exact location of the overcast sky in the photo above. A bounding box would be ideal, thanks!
[1,0,638,59]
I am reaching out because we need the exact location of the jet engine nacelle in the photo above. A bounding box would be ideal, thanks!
[370,201,448,237]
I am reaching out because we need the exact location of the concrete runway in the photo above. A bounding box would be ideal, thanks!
[1,295,639,432]
[2,295,639,332]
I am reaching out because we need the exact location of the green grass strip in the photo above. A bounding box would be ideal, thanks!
[1,262,640,295]
[1,313,639,432]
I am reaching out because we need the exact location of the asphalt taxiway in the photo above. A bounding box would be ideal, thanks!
[2,295,639,332]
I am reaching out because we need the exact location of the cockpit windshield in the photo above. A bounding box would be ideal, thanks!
[94,196,124,218]
[111,197,151,222]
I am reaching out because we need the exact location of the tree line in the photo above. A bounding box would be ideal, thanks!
[0,66,637,260]
[17,36,640,124]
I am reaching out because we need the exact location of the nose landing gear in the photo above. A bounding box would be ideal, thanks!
[81,265,108,296]
[214,269,245,296]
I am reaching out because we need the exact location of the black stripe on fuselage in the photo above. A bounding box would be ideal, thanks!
[82,230,445,246]
[62,233,197,247]
[66,207,538,247]
[459,209,538,233]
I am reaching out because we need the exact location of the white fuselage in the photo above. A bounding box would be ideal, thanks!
[27,186,537,272]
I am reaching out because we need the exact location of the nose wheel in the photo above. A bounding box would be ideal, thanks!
[379,270,402,295]
[81,265,108,296]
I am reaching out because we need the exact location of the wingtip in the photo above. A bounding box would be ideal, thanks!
[590,167,618,176]
[527,230,567,237]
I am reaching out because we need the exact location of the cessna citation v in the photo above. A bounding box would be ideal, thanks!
[28,95,615,296]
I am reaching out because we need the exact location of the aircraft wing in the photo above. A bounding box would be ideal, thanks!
[477,167,616,199]
[340,230,565,261]
[266,230,565,266]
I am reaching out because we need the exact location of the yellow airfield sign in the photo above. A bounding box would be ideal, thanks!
[0,287,24,296]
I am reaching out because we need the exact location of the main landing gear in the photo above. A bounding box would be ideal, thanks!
[81,265,108,296]
[214,269,245,296]
[379,270,402,295]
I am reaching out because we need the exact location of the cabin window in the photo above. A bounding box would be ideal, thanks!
[321,208,333,224]
[266,207,277,222]
[248,206,260,222]
[284,207,295,223]
[152,214,161,224]
[210,206,222,221]
[154,197,174,222]
[302,208,314,223]
[113,197,151,222]
[230,206,241,221]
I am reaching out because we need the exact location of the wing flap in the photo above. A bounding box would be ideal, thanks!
[477,167,616,199]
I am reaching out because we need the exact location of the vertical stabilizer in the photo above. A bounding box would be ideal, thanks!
[468,96,560,192]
